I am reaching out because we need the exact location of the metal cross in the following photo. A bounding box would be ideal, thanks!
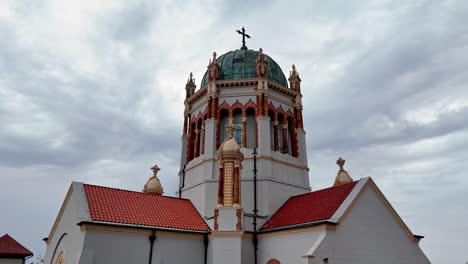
[236,27,251,50]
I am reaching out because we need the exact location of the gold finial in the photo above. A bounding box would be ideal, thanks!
[337,157,345,170]
[144,163,164,195]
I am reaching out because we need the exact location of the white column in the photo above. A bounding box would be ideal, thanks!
[180,134,188,168]
[257,116,271,156]
[296,128,308,165]
[204,119,217,157]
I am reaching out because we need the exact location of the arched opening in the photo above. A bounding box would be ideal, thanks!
[188,122,196,161]
[219,109,229,146]
[287,116,295,156]
[277,113,285,153]
[245,108,256,148]
[286,117,294,156]
[232,108,242,146]
[268,110,276,151]
[266,259,280,264]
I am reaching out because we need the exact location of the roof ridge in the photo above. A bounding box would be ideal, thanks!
[82,183,192,202]
[289,180,359,200]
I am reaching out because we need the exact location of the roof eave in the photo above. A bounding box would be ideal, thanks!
[259,220,338,233]
[77,220,210,234]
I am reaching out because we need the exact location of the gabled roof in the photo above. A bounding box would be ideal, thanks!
[261,181,358,231]
[0,234,33,258]
[83,184,210,232]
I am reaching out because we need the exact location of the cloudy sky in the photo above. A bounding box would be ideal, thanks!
[0,0,467,263]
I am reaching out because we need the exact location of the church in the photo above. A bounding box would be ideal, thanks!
[43,31,431,264]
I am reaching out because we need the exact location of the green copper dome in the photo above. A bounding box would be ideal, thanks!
[200,49,288,88]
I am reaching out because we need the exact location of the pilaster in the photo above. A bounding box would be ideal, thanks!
[257,116,271,156]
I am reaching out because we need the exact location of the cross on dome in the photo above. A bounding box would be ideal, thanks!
[236,26,251,50]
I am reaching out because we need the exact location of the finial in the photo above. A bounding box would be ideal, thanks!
[213,52,217,61]
[333,157,353,186]
[226,119,235,138]
[259,48,263,53]
[144,163,164,195]
[187,72,194,84]
[151,164,160,176]
[337,157,345,170]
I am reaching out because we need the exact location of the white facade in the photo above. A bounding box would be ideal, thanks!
[43,47,431,264]
[180,82,311,231]
[43,183,207,264]
[258,178,431,264]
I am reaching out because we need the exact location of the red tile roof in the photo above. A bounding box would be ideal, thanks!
[83,184,210,232]
[261,181,358,230]
[0,234,33,257]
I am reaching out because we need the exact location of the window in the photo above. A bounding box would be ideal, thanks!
[234,124,242,145]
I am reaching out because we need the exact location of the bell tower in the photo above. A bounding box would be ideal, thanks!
[179,36,310,230]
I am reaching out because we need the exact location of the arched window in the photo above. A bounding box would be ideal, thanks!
[287,117,293,156]
[277,114,285,153]
[232,108,242,146]
[266,259,280,264]
[268,110,276,151]
[245,108,256,148]
[234,124,242,145]
[188,122,196,161]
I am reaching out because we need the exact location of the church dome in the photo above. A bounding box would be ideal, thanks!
[200,49,288,88]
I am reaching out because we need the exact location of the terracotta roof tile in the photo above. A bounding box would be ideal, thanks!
[0,234,33,257]
[261,181,358,230]
[83,184,209,232]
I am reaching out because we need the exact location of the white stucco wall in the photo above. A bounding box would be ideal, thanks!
[0,259,23,264]
[258,184,431,264]
[80,230,205,264]
[316,186,431,264]
[259,229,326,264]
[43,184,87,264]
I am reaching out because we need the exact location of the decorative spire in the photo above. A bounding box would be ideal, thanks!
[187,72,195,85]
[143,163,164,195]
[289,64,301,91]
[185,72,196,98]
[256,48,267,78]
[290,64,299,77]
[333,157,353,186]
[207,51,221,82]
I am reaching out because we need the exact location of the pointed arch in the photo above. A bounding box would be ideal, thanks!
[231,100,244,114]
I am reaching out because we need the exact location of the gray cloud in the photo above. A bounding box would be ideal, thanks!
[0,0,466,263]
